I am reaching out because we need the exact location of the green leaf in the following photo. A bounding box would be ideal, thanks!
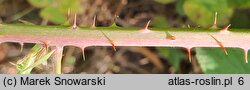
[28,0,53,8]
[24,50,55,72]
[58,0,82,13]
[40,7,67,24]
[176,0,185,16]
[16,44,41,74]
[228,0,250,9]
[28,0,82,24]
[155,0,176,4]
[157,47,186,72]
[183,0,233,27]
[30,44,43,53]
[153,15,168,28]
[13,44,54,74]
[18,55,36,74]
[230,10,250,28]
[196,48,250,74]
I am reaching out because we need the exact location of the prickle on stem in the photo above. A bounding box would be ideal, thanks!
[100,31,116,51]
[80,47,86,61]
[39,41,49,52]
[208,34,228,55]
[91,15,97,28]
[139,20,152,33]
[211,12,218,29]
[243,48,248,63]
[186,47,192,63]
[220,24,231,34]
[109,40,116,51]
[72,13,78,29]
[18,42,24,52]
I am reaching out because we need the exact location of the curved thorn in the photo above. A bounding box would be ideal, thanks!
[214,12,218,25]
[18,42,24,52]
[39,41,49,52]
[80,47,86,61]
[211,12,218,29]
[208,34,228,55]
[91,15,97,28]
[186,47,192,63]
[220,24,231,33]
[72,13,77,29]
[110,40,116,51]
[100,31,116,51]
[139,20,151,33]
[243,49,248,63]
[145,20,151,30]
[166,32,176,40]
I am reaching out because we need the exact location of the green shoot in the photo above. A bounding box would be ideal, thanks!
[10,43,55,74]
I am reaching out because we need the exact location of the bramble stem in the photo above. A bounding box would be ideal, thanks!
[1,24,250,67]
